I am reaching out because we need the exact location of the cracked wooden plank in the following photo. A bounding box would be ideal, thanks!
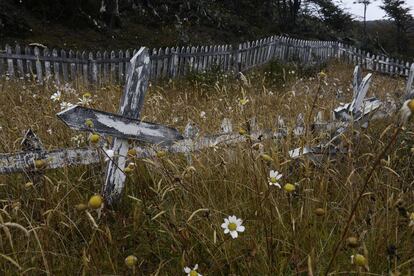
[102,47,151,205]
[57,105,183,145]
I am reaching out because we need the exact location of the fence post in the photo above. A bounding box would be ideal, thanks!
[5,44,15,78]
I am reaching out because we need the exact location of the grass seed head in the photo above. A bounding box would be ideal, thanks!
[89,133,100,144]
[85,119,94,128]
[75,203,88,211]
[125,255,138,268]
[88,195,103,209]
[261,154,273,162]
[283,183,295,193]
[34,159,48,169]
[314,208,326,216]
[352,254,367,266]
[156,150,166,158]
[128,148,137,157]
[347,236,359,248]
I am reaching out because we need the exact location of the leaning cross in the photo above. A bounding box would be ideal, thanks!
[333,65,381,125]
[57,47,183,205]
[405,63,414,98]
[289,65,381,163]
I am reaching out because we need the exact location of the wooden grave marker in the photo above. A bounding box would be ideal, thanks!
[289,65,380,162]
[57,47,183,205]
[405,63,414,98]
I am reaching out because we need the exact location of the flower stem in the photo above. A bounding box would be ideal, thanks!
[324,125,402,275]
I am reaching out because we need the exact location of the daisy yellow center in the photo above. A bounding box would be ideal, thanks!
[408,100,414,112]
[270,177,277,183]
[228,222,237,231]
[190,270,198,276]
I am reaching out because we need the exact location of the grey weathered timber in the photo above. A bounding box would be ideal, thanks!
[0,147,100,174]
[82,51,88,84]
[6,44,14,78]
[57,105,183,144]
[102,47,151,205]
[118,50,124,83]
[20,129,45,184]
[110,50,116,82]
[290,65,381,163]
[15,44,24,78]
[44,48,52,80]
[61,49,68,82]
[334,72,375,121]
[1,35,413,84]
[405,63,414,97]
[25,46,32,77]
[0,124,288,175]
[34,47,43,83]
[183,121,200,165]
[53,49,60,84]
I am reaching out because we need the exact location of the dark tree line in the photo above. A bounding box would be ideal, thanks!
[0,0,412,57]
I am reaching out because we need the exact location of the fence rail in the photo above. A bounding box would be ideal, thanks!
[0,35,412,85]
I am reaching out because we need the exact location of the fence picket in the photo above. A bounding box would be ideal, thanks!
[118,50,124,83]
[44,48,51,81]
[110,50,116,82]
[53,49,60,84]
[61,49,68,82]
[82,51,88,84]
[15,44,24,78]
[163,47,169,77]
[125,49,131,82]
[75,51,82,84]
[5,44,15,78]
[96,51,102,85]
[0,36,412,84]
[102,51,108,82]
[90,52,97,84]
[68,50,76,81]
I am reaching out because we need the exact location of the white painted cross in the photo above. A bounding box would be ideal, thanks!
[57,47,183,205]
[333,65,381,123]
[405,63,414,98]
[289,65,381,162]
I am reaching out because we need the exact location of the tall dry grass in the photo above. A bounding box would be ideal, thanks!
[0,60,413,275]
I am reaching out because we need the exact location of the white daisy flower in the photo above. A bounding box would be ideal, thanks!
[183,264,201,276]
[400,99,414,124]
[268,170,282,188]
[60,101,74,110]
[50,90,61,102]
[200,111,206,119]
[77,96,92,106]
[70,134,85,147]
[221,215,245,239]
[104,148,114,162]
[409,213,414,227]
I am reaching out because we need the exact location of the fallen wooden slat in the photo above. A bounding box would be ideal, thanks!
[0,128,274,175]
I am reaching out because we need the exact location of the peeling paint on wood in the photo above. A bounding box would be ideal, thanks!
[57,105,183,145]
[102,47,151,205]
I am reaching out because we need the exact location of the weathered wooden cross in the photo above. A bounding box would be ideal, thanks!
[405,63,414,98]
[289,65,382,163]
[333,65,381,125]
[57,47,183,205]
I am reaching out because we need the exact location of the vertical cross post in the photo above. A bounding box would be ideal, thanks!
[405,63,414,97]
[349,73,372,115]
[21,129,45,185]
[102,47,150,205]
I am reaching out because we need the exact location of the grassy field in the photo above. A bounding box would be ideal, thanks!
[0,61,413,275]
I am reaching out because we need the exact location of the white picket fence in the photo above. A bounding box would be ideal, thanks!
[0,36,347,85]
